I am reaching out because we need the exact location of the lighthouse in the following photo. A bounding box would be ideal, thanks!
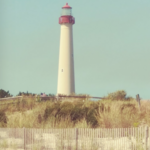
[57,3,75,95]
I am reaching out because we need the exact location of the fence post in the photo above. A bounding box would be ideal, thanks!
[136,94,141,110]
[76,128,78,150]
[24,127,25,150]
[145,126,148,150]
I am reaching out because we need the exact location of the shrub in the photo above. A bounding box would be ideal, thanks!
[58,102,74,118]
[0,89,13,98]
[43,102,61,121]
[16,99,21,111]
[0,110,7,127]
[21,98,27,109]
[70,105,86,122]
[43,101,99,127]
[36,95,41,102]
[86,108,98,127]
[120,103,136,114]
[106,90,126,100]
[105,90,133,101]
[38,114,42,123]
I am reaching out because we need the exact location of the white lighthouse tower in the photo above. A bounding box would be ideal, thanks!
[57,3,75,95]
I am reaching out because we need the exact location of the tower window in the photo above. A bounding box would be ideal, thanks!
[62,69,63,72]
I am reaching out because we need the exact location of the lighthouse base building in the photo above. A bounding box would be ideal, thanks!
[57,3,75,96]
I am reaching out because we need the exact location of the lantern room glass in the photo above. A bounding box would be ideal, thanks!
[61,8,72,16]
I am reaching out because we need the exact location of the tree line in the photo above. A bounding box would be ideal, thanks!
[0,89,54,98]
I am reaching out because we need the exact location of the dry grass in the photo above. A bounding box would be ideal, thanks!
[0,94,150,128]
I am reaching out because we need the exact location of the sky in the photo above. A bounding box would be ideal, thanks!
[0,0,150,99]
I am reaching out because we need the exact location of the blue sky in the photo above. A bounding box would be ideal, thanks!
[0,0,150,99]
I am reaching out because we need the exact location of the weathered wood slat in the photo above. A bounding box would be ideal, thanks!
[0,96,22,101]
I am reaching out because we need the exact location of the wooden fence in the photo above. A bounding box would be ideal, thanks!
[0,127,149,150]
[0,95,103,102]
[0,94,145,105]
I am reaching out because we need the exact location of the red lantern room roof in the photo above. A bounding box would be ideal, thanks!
[62,3,72,9]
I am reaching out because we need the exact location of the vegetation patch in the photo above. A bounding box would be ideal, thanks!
[0,90,149,128]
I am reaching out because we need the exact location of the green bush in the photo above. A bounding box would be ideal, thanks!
[70,105,85,122]
[86,108,98,127]
[43,101,99,127]
[0,89,13,98]
[59,102,74,117]
[106,90,126,100]
[105,90,133,101]
[43,102,61,121]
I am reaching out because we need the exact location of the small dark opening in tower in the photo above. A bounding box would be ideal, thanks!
[62,69,63,72]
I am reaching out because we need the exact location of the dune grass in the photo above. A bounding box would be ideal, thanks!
[0,91,150,128]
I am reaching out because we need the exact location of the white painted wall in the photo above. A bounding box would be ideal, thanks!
[57,23,75,95]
